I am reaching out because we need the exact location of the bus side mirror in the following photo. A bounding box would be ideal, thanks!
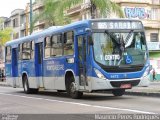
[88,36,93,45]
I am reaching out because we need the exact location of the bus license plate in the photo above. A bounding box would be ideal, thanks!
[120,84,132,89]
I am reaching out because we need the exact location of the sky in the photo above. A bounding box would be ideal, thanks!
[0,0,34,17]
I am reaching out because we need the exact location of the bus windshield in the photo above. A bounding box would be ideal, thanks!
[92,31,147,66]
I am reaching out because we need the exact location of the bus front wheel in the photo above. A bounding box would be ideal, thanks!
[66,76,83,99]
[112,89,125,96]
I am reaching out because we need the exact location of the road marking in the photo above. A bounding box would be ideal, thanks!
[0,92,156,114]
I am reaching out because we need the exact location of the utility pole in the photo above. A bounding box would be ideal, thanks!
[90,0,96,19]
[30,0,33,34]
[25,4,29,36]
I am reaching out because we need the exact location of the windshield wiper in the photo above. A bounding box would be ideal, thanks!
[124,30,134,45]
[105,30,120,45]
[105,30,126,57]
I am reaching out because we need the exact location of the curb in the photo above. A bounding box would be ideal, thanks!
[125,91,160,98]
[0,83,11,87]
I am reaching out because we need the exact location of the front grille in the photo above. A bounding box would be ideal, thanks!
[110,80,140,87]
[97,62,144,73]
[103,66,143,73]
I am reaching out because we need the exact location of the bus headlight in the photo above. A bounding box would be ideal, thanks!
[143,66,150,77]
[94,68,106,80]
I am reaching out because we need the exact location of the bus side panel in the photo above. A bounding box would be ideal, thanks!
[43,59,55,89]
[43,57,66,90]
[63,56,76,86]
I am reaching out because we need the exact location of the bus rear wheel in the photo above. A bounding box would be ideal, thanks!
[66,76,83,99]
[112,89,125,96]
[23,76,38,94]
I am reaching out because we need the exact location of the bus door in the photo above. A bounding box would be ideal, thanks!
[77,35,88,89]
[35,42,44,87]
[12,48,18,87]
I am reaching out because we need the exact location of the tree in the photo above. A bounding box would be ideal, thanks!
[61,0,124,19]
[33,0,70,27]
[0,28,12,45]
[0,19,13,46]
[33,0,124,27]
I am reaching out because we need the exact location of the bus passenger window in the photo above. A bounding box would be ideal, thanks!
[51,34,62,57]
[45,36,51,58]
[64,31,74,55]
[22,42,31,60]
[5,46,11,62]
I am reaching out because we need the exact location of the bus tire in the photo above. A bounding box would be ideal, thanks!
[67,76,83,99]
[112,89,125,96]
[23,76,38,94]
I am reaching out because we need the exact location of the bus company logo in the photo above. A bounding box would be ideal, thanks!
[47,65,64,71]
[46,61,64,71]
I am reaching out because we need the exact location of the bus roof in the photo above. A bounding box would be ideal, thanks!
[5,18,143,47]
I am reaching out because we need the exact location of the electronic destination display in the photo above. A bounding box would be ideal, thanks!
[91,21,143,30]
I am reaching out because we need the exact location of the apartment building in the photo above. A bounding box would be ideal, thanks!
[10,9,25,39]
[1,0,160,48]
[25,1,45,35]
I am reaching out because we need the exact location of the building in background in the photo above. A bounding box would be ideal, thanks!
[10,9,24,39]
[25,1,45,35]
[1,0,160,41]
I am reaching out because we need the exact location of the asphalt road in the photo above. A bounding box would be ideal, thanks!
[0,86,160,119]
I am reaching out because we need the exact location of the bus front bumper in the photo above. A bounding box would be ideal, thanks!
[87,75,150,92]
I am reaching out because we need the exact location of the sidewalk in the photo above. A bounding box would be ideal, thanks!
[0,81,11,87]
[125,81,160,97]
[0,81,160,97]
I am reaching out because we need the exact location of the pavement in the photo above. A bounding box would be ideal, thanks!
[0,81,11,87]
[125,81,160,97]
[0,80,160,97]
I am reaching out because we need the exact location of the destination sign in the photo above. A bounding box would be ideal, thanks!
[91,21,143,30]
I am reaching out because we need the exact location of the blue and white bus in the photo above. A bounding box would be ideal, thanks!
[5,19,150,98]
